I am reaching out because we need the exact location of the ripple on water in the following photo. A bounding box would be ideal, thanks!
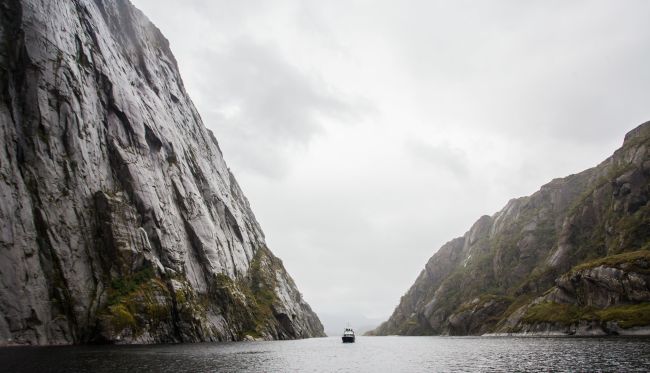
[1,336,649,372]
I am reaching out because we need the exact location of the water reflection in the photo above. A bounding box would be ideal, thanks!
[1,336,649,372]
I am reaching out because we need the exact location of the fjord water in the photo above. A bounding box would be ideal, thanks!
[1,336,649,372]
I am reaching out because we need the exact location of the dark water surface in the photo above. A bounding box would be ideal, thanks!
[1,336,650,372]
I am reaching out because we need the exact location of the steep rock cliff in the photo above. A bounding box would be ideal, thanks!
[0,0,324,345]
[370,122,650,336]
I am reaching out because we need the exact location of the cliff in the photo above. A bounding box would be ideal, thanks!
[370,122,650,336]
[0,0,324,344]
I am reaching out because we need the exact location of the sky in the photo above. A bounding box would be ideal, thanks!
[131,0,650,331]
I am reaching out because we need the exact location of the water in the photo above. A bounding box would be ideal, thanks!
[1,336,649,372]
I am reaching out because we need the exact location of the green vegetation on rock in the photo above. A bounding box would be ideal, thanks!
[571,249,650,274]
[595,303,650,328]
[523,302,588,325]
[206,246,286,339]
[107,266,155,306]
[523,302,650,329]
[102,267,173,337]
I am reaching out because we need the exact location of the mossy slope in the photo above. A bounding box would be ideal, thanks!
[371,122,650,336]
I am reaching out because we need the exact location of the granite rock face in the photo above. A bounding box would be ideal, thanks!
[370,122,650,336]
[0,0,324,344]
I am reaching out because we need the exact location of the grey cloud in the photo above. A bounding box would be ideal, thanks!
[132,0,366,178]
[406,138,470,179]
[194,38,361,177]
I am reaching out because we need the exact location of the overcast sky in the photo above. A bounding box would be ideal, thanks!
[131,0,650,326]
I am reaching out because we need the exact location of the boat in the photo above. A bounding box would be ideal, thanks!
[342,327,355,343]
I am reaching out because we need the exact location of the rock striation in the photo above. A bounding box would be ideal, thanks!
[0,0,324,344]
[370,122,650,336]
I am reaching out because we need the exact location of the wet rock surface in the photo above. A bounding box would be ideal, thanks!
[0,0,324,344]
[370,122,650,336]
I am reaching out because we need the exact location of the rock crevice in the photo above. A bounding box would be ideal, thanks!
[0,0,324,345]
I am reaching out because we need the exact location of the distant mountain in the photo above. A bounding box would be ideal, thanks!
[0,0,323,345]
[369,122,650,336]
[318,313,384,336]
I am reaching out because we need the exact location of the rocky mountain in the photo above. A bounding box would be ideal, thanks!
[0,0,324,345]
[370,122,650,336]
